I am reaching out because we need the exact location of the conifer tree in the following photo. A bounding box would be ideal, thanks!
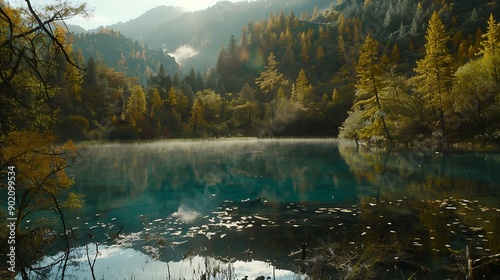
[292,69,313,104]
[338,35,348,62]
[301,41,310,63]
[413,11,453,136]
[255,53,288,95]
[150,88,163,118]
[479,14,500,56]
[285,44,295,64]
[127,85,147,128]
[353,35,392,141]
[390,44,400,63]
[150,88,163,134]
[316,45,325,62]
[189,98,205,137]
[478,14,500,91]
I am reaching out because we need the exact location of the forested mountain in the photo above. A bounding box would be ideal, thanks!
[143,0,333,70]
[6,0,500,145]
[96,5,185,40]
[72,29,178,83]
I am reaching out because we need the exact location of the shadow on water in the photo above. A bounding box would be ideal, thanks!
[14,139,500,279]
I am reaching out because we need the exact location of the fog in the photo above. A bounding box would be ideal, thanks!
[167,44,200,65]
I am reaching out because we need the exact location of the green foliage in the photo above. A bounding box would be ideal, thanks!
[15,0,499,143]
[339,110,364,140]
[188,97,206,137]
[0,2,89,276]
[73,30,178,83]
[413,11,453,137]
[55,115,89,141]
[126,85,148,134]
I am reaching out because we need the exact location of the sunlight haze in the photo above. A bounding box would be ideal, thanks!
[62,0,247,29]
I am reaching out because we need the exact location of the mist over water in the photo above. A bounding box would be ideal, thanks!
[27,139,500,279]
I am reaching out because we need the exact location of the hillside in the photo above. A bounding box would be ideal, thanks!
[14,0,500,144]
[143,0,334,70]
[72,29,178,83]
[98,5,185,40]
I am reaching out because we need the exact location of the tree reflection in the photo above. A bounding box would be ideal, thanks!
[335,141,500,278]
[50,140,500,279]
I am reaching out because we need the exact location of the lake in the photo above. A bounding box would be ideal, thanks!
[24,139,500,279]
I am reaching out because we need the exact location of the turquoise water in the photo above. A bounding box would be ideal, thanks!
[24,139,500,279]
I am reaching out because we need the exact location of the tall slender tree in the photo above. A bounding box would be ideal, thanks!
[413,11,453,137]
[292,69,313,104]
[478,14,500,92]
[127,85,147,128]
[353,35,392,141]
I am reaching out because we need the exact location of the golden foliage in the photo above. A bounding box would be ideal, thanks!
[2,131,83,220]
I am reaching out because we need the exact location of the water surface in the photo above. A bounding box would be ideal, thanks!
[26,139,500,279]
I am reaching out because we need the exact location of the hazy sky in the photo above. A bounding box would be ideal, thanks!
[27,0,247,29]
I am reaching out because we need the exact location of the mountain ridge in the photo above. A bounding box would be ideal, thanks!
[67,1,334,70]
[89,5,185,40]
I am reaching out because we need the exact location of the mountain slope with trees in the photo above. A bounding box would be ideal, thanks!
[96,5,185,40]
[143,0,333,71]
[47,0,499,145]
[72,28,179,83]
[5,0,500,145]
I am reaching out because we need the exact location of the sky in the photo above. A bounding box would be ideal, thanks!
[61,0,246,30]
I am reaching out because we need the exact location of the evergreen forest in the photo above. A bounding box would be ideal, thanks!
[3,0,500,145]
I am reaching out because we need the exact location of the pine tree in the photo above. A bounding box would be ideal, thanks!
[150,88,163,134]
[167,86,178,109]
[479,14,500,56]
[312,6,319,19]
[292,69,313,104]
[316,45,325,62]
[285,44,295,65]
[338,36,347,60]
[150,88,163,118]
[354,35,392,141]
[184,68,197,92]
[255,53,288,95]
[398,22,406,39]
[127,85,147,128]
[216,47,228,75]
[188,97,205,137]
[228,34,238,61]
[301,41,310,63]
[390,44,400,63]
[478,14,500,91]
[196,72,205,91]
[413,11,453,137]
[410,3,423,36]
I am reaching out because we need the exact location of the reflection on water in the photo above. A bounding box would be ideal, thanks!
[25,245,295,280]
[25,139,500,279]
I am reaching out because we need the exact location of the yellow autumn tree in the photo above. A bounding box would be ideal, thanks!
[413,11,453,137]
[1,132,83,277]
[126,85,147,129]
[188,97,206,137]
[352,35,392,141]
[255,53,288,95]
[1,2,89,277]
[478,14,500,92]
